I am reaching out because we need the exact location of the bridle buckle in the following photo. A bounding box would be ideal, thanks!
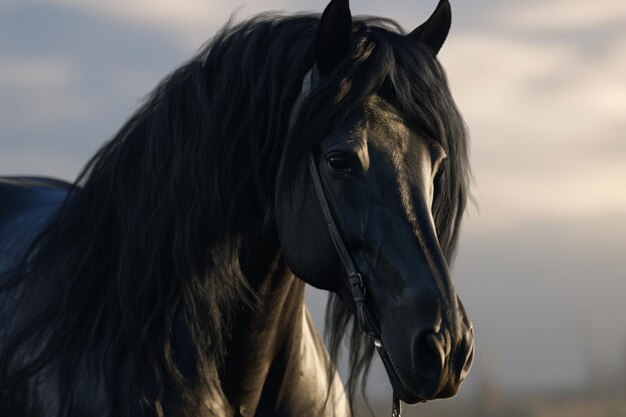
[348,272,364,289]
[348,272,365,298]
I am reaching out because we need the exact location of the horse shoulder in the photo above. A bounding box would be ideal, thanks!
[300,305,349,417]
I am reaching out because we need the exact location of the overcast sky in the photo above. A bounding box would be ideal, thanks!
[1,0,625,404]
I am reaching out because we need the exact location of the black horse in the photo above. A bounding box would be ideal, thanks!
[0,0,473,416]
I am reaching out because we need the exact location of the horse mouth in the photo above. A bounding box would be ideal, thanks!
[373,338,425,404]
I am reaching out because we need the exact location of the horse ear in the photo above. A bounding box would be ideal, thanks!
[407,0,451,55]
[316,0,352,76]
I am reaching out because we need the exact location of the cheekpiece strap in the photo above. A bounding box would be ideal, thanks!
[297,65,402,417]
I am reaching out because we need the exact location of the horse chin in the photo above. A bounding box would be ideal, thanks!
[382,363,424,405]
[383,364,449,405]
[375,339,425,404]
[392,383,424,405]
[377,338,461,404]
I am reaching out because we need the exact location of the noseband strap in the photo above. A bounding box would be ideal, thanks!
[296,67,403,417]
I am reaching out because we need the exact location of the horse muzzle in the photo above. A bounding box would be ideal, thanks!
[401,322,473,402]
[378,309,474,404]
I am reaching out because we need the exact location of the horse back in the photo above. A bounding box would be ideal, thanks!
[0,177,74,415]
[0,176,71,273]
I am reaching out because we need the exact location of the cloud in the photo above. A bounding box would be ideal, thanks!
[0,2,188,178]
[0,57,74,90]
[500,0,626,31]
[439,1,626,238]
[0,147,84,180]
[23,0,321,50]
[0,58,91,126]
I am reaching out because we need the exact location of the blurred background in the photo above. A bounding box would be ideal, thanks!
[1,0,625,415]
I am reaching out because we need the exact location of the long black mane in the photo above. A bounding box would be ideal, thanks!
[0,13,469,417]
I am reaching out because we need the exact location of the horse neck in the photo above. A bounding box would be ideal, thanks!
[219,222,307,412]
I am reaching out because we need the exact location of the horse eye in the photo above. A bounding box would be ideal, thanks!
[327,155,350,173]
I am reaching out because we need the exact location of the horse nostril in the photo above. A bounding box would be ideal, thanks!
[459,332,475,380]
[413,331,447,381]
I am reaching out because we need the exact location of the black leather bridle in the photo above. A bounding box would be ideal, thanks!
[293,66,403,417]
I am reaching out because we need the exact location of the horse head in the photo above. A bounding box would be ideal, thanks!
[275,0,473,404]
